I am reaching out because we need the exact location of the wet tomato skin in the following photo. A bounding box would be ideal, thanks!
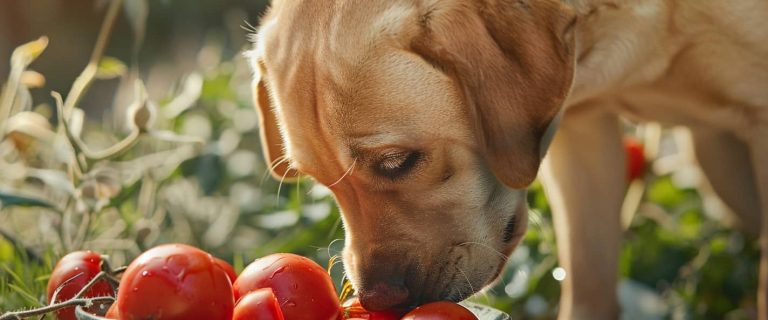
[116,244,234,320]
[233,253,340,320]
[233,288,284,320]
[46,251,113,320]
[401,301,478,320]
[214,257,238,283]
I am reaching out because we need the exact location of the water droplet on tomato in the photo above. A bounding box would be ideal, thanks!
[132,287,139,292]
[285,300,297,307]
[141,270,152,277]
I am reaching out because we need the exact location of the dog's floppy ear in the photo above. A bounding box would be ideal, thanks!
[414,0,576,188]
[252,57,300,181]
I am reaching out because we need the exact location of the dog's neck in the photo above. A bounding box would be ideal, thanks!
[560,0,676,105]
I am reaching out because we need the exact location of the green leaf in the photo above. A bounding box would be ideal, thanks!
[94,56,127,80]
[1,263,27,290]
[0,191,55,209]
[647,176,686,209]
[0,239,14,261]
[7,283,43,307]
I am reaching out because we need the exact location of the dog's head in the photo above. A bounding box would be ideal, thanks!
[249,0,575,311]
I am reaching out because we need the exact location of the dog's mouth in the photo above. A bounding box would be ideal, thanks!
[346,185,529,310]
[360,213,527,309]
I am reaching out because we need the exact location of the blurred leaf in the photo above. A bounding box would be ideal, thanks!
[107,179,141,209]
[162,73,203,118]
[180,153,224,195]
[201,72,236,101]
[0,191,55,209]
[95,56,127,80]
[4,111,56,150]
[27,169,75,195]
[7,283,42,307]
[647,176,685,209]
[708,235,728,254]
[149,130,204,144]
[0,239,15,261]
[678,209,703,240]
[10,36,49,68]
[1,263,44,307]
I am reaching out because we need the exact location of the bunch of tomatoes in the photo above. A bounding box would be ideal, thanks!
[43,243,478,320]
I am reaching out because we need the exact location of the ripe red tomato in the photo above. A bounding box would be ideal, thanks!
[46,251,113,320]
[215,257,238,283]
[342,297,405,320]
[233,288,285,320]
[233,253,340,320]
[624,137,646,182]
[116,244,234,320]
[401,302,478,320]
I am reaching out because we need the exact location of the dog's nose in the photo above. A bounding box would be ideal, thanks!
[358,279,410,311]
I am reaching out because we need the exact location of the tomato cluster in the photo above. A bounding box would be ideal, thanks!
[46,244,478,320]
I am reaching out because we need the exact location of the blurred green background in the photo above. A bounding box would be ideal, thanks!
[0,1,759,319]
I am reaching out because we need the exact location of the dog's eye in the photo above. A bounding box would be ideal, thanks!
[375,151,422,179]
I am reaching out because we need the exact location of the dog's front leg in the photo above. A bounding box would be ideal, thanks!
[541,104,625,320]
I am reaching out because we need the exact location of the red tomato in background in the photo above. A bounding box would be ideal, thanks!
[215,257,238,283]
[233,288,284,320]
[342,297,405,320]
[116,244,234,320]
[233,253,340,320]
[624,137,646,182]
[401,302,478,320]
[46,251,113,320]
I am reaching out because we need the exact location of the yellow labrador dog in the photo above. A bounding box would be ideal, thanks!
[248,0,768,318]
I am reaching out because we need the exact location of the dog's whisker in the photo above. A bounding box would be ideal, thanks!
[269,155,291,172]
[456,241,509,262]
[326,238,345,258]
[275,162,292,206]
[455,266,476,300]
[259,155,290,186]
[242,20,258,34]
[327,255,345,270]
[328,158,357,188]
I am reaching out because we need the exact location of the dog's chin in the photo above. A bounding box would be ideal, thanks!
[437,210,528,303]
[426,256,509,305]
